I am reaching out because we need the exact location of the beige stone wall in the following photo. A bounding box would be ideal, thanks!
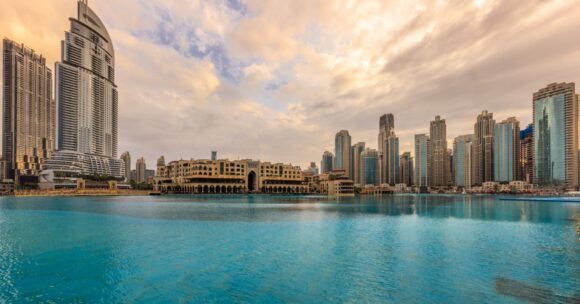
[154,158,307,194]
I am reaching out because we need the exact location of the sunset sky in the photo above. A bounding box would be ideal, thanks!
[1,0,580,168]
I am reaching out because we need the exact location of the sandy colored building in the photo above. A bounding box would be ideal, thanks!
[154,158,307,194]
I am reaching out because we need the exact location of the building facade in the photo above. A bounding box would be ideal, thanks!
[414,134,430,187]
[155,158,307,194]
[399,152,413,186]
[351,142,365,185]
[46,0,122,178]
[360,149,380,186]
[532,82,579,188]
[378,114,395,183]
[520,124,533,183]
[2,39,55,181]
[335,130,352,178]
[136,157,146,183]
[429,116,448,187]
[453,134,474,188]
[473,110,495,185]
[120,151,131,182]
[321,151,334,174]
[494,117,521,182]
[385,132,400,185]
[378,114,395,154]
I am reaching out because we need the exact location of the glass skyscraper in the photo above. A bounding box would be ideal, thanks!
[532,83,578,188]
[360,149,379,186]
[494,118,520,183]
[453,135,474,188]
[414,134,430,187]
[321,151,334,174]
[386,134,400,185]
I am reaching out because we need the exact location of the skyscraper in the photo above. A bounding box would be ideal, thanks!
[360,148,380,186]
[385,132,400,185]
[414,134,430,187]
[351,142,365,184]
[45,0,122,178]
[121,151,131,182]
[378,113,395,154]
[453,134,474,188]
[533,82,579,188]
[399,152,413,186]
[473,110,495,185]
[2,39,55,181]
[321,151,334,174]
[447,149,454,185]
[494,117,521,182]
[429,116,448,187]
[136,157,146,183]
[520,124,533,183]
[335,130,352,178]
[378,114,395,183]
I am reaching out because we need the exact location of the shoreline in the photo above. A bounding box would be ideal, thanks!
[10,189,151,198]
[2,191,579,200]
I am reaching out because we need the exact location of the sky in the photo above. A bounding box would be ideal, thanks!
[1,0,580,169]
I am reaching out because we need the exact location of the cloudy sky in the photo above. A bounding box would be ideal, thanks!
[1,0,580,169]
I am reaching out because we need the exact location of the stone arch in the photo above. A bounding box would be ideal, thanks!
[247,171,257,192]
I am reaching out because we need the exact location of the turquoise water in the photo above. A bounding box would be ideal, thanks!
[0,195,578,303]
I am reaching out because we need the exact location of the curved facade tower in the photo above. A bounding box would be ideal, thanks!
[45,0,122,178]
[57,0,118,157]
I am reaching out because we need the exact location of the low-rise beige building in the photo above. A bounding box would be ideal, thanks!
[317,170,355,197]
[154,158,308,194]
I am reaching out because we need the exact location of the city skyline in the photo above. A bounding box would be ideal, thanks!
[2,1,580,168]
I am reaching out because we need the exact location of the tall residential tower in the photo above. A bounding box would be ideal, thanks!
[44,0,123,178]
[2,39,55,181]
[334,130,352,178]
[473,111,495,185]
[494,117,520,182]
[429,116,448,187]
[414,134,430,187]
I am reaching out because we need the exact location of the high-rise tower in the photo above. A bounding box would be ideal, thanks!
[321,151,334,174]
[335,130,352,178]
[351,142,365,185]
[2,39,55,181]
[429,116,448,187]
[414,134,430,187]
[473,110,495,185]
[494,117,520,182]
[532,82,578,188]
[44,0,123,178]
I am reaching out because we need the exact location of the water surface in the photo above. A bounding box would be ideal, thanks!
[0,195,578,303]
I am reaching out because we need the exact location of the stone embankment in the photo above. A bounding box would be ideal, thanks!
[13,189,149,197]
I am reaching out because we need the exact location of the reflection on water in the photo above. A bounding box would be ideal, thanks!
[0,194,578,303]
[0,194,576,224]
[495,277,579,304]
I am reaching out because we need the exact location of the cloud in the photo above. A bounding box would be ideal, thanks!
[1,0,579,169]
